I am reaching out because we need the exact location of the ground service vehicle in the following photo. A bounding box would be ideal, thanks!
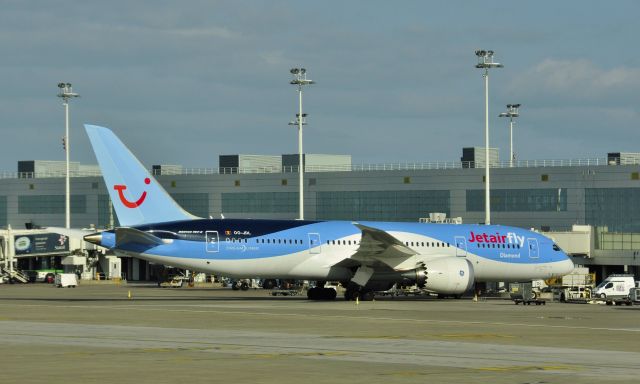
[593,275,637,300]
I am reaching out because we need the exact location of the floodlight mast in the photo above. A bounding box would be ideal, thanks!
[289,68,314,220]
[475,50,503,225]
[499,104,520,168]
[57,82,80,229]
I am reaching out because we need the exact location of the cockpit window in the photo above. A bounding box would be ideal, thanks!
[552,243,562,252]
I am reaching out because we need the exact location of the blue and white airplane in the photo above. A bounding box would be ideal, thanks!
[82,124,574,300]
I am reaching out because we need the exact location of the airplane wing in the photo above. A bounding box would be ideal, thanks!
[350,223,418,270]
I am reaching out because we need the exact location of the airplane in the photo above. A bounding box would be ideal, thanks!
[81,124,575,301]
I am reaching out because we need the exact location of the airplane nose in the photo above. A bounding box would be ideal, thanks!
[558,256,575,276]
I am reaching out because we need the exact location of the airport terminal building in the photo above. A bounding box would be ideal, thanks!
[1,150,640,282]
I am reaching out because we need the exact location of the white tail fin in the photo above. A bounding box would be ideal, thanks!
[85,124,199,226]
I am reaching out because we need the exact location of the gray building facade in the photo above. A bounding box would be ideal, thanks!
[1,160,640,278]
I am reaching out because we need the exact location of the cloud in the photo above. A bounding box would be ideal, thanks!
[507,58,640,104]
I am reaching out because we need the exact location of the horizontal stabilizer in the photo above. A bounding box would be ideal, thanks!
[115,227,165,248]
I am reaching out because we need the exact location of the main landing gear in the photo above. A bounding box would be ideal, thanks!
[344,284,375,301]
[307,286,337,300]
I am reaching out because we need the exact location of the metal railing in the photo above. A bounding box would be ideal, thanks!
[1,157,635,179]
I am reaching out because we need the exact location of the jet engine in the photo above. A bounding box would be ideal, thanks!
[365,257,475,295]
[402,257,474,295]
[419,257,475,295]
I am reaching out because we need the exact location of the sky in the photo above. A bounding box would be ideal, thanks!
[1,1,639,170]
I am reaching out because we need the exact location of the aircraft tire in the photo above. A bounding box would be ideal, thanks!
[359,290,375,301]
[344,288,358,301]
[262,279,276,290]
[307,287,319,300]
[240,282,249,291]
[308,287,337,300]
[231,282,240,291]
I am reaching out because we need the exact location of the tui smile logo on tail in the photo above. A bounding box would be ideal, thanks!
[114,178,151,208]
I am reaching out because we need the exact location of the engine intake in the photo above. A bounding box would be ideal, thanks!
[421,257,475,295]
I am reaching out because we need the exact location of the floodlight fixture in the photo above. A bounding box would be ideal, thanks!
[499,103,521,168]
[289,67,314,220]
[475,49,503,69]
[474,49,503,225]
[56,82,80,229]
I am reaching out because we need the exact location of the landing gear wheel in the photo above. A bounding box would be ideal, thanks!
[307,287,319,300]
[262,279,276,290]
[240,282,249,291]
[344,288,359,301]
[359,290,375,301]
[308,287,337,300]
[231,282,240,291]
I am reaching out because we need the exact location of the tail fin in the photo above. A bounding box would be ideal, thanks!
[85,124,199,226]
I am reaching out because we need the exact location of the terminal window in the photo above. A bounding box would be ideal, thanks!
[171,193,209,218]
[585,188,640,232]
[316,190,450,222]
[222,192,298,214]
[0,196,6,226]
[18,195,87,215]
[466,189,567,212]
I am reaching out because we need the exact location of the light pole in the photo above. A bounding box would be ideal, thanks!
[499,104,520,168]
[289,68,314,220]
[57,82,79,229]
[475,50,502,225]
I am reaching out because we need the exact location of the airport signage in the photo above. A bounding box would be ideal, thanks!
[14,233,69,255]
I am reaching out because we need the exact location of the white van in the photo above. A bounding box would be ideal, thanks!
[593,275,637,300]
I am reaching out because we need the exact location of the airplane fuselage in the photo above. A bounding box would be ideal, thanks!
[92,218,573,283]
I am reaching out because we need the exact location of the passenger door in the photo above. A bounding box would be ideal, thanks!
[454,236,467,257]
[527,238,539,259]
[308,233,321,254]
[206,231,219,253]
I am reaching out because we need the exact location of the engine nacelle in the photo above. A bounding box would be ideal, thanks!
[421,257,475,295]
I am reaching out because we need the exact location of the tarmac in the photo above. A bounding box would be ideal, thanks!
[1,283,639,384]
